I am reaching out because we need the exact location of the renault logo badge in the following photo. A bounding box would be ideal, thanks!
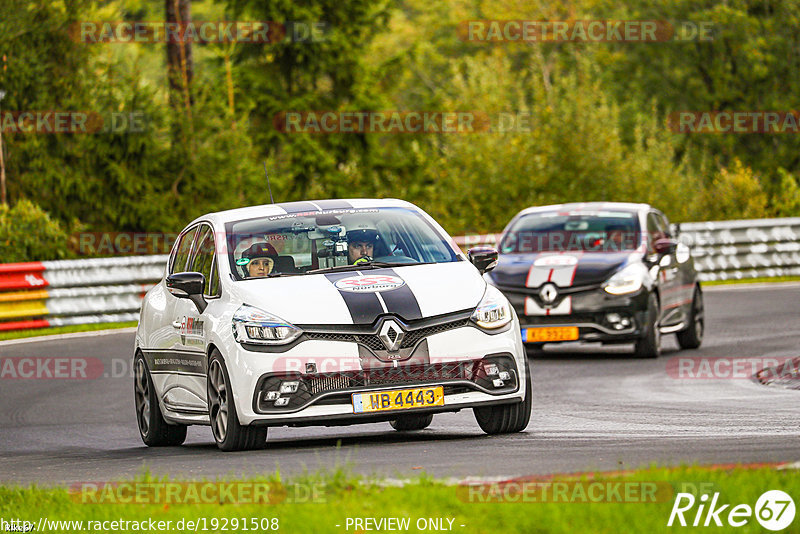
[539,283,559,305]
[378,320,405,352]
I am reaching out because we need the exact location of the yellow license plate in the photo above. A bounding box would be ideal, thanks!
[352,386,444,414]
[525,326,579,342]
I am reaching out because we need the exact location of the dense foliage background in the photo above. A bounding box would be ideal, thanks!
[1,0,799,259]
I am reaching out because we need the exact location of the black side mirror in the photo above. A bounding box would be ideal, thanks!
[468,247,499,274]
[653,238,678,255]
[166,272,207,313]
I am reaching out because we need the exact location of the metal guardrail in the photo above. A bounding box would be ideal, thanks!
[0,256,167,332]
[0,218,797,333]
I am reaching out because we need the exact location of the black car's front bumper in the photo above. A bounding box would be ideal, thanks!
[496,283,650,344]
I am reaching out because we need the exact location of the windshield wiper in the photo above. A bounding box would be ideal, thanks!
[305,263,384,275]
[266,272,305,277]
[305,260,433,274]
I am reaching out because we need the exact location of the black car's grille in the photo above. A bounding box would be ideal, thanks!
[304,318,470,351]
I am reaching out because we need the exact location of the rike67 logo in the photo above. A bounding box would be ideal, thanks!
[668,490,795,530]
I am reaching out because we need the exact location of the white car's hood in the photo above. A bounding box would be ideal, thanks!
[227,261,485,325]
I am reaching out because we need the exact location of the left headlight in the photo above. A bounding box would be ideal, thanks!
[603,263,648,295]
[232,304,303,345]
[471,285,512,330]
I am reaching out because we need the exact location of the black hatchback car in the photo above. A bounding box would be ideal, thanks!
[486,203,703,358]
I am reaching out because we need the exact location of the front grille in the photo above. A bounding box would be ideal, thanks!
[522,314,597,325]
[254,354,520,413]
[307,362,473,395]
[304,318,470,351]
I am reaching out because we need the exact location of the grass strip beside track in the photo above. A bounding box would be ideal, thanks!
[0,465,797,533]
[702,275,800,286]
[0,321,138,341]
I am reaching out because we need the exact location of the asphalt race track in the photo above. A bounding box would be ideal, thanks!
[0,284,797,485]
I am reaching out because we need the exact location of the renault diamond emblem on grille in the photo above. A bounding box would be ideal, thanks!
[539,283,558,305]
[378,320,405,352]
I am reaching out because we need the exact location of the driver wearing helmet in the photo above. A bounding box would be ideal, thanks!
[346,225,379,265]
[240,242,279,278]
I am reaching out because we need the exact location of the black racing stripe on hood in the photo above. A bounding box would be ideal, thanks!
[377,268,423,321]
[325,272,384,324]
[277,201,322,213]
[314,199,353,209]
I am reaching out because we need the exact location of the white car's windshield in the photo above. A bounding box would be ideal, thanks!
[501,210,642,253]
[225,207,460,279]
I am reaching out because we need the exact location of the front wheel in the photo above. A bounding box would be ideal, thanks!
[207,351,267,451]
[634,293,661,359]
[473,359,532,434]
[134,353,187,447]
[390,414,433,431]
[676,286,704,349]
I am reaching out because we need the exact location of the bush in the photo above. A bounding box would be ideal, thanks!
[0,199,69,262]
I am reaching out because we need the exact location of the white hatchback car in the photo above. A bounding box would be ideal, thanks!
[134,199,531,451]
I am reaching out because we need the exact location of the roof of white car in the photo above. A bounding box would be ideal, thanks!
[188,198,417,227]
[516,202,652,216]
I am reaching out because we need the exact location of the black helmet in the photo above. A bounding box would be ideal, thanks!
[241,242,278,261]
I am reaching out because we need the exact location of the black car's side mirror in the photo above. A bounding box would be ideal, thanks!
[468,247,499,274]
[166,272,208,313]
[653,238,678,255]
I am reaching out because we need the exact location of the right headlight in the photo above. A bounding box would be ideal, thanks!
[232,304,303,345]
[603,263,648,295]
[470,285,512,330]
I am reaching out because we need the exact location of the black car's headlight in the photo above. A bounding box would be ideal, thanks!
[232,304,302,345]
[471,285,512,330]
[603,263,648,295]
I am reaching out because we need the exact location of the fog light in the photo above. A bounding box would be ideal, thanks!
[492,378,505,388]
[306,362,317,373]
[280,381,299,394]
[274,397,289,407]
[606,312,621,324]
[484,363,499,376]
[498,371,510,380]
[620,317,631,327]
[264,391,280,401]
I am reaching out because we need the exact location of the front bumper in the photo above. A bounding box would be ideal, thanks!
[498,284,650,344]
[224,317,528,426]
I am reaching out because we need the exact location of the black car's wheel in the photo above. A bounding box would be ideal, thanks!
[634,293,661,359]
[134,353,187,446]
[207,350,267,451]
[390,414,434,431]
[474,359,532,434]
[676,286,704,349]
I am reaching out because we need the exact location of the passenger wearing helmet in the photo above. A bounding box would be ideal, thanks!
[346,225,379,265]
[240,242,279,278]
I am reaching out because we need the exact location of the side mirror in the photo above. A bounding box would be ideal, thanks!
[654,238,677,255]
[468,247,499,274]
[166,272,207,312]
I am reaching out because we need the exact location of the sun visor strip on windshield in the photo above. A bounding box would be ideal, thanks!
[277,199,353,213]
[373,268,423,321]
[325,272,385,324]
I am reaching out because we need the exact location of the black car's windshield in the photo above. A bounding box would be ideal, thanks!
[501,210,642,253]
[225,207,459,279]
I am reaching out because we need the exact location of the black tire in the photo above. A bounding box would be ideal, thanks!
[634,293,661,359]
[390,414,434,431]
[134,353,187,447]
[676,286,704,349]
[473,359,532,434]
[207,350,267,452]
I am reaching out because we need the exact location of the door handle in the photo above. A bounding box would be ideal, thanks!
[172,320,182,329]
